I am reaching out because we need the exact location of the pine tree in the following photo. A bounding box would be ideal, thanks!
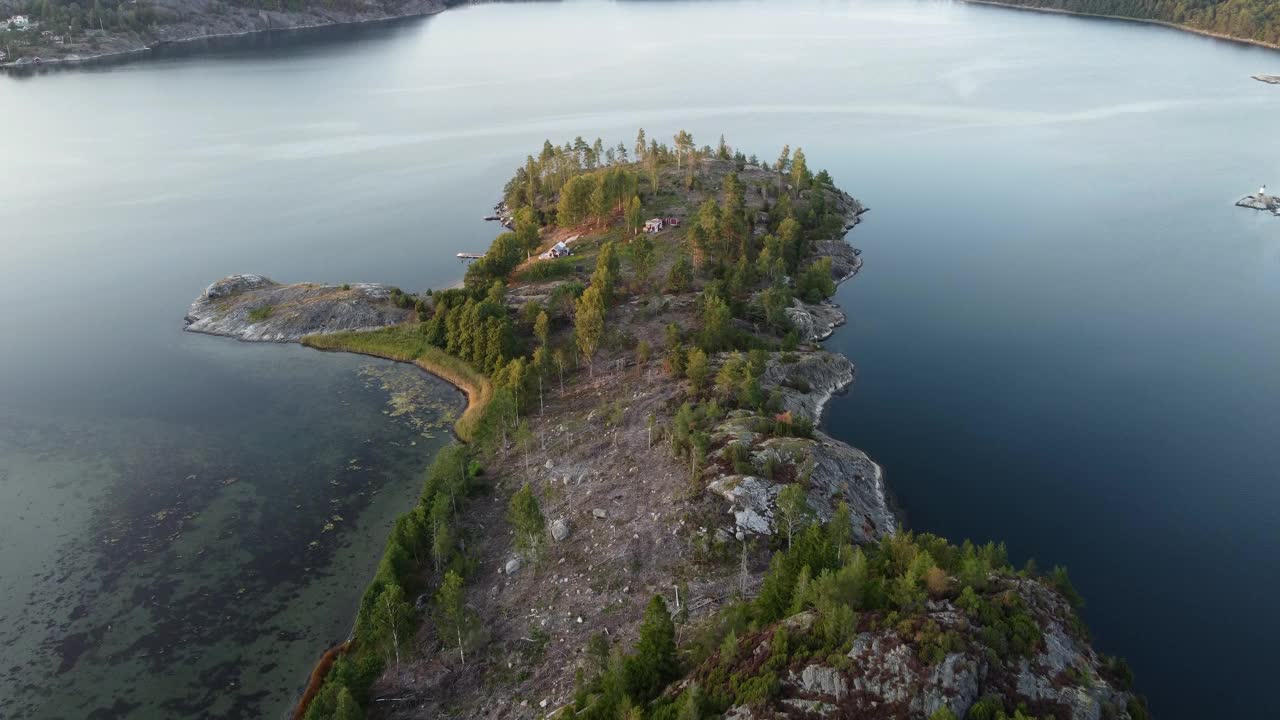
[701,294,732,351]
[685,348,709,392]
[507,482,546,553]
[623,596,678,700]
[332,687,362,720]
[628,234,655,291]
[666,254,692,293]
[574,285,606,378]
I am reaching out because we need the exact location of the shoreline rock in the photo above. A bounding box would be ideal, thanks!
[706,350,895,543]
[184,274,412,342]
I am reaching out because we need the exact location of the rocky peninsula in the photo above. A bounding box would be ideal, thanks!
[184,274,413,342]
[187,135,1146,720]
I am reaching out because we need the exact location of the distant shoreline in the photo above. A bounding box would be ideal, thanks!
[0,3,452,71]
[963,0,1280,54]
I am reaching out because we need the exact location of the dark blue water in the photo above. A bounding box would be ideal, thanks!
[821,76,1280,718]
[2,0,1278,716]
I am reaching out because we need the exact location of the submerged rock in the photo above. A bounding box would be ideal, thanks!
[184,274,412,342]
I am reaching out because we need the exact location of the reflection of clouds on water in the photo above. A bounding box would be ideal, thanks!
[206,96,1249,162]
[938,56,1018,97]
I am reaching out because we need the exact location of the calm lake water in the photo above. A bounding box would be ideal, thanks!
[2,0,1278,717]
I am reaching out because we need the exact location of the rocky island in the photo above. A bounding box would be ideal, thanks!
[189,132,1148,720]
[1236,190,1280,215]
[185,274,414,342]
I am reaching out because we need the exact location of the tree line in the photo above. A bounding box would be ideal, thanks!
[1000,0,1280,45]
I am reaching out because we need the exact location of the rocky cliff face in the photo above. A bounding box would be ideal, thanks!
[706,351,895,545]
[184,274,411,342]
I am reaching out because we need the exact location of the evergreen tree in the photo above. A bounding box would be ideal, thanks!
[628,234,655,291]
[592,241,620,306]
[623,596,678,700]
[558,174,596,227]
[777,216,804,273]
[332,688,363,720]
[685,348,709,392]
[701,294,732,351]
[508,482,545,554]
[665,254,694,296]
[574,285,606,377]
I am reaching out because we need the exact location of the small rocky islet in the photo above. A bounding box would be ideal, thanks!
[1236,190,1280,216]
[186,135,1146,720]
[184,274,413,342]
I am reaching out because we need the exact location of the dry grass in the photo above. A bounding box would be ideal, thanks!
[302,325,493,442]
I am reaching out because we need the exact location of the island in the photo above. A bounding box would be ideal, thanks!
[1236,188,1280,215]
[0,0,465,67]
[187,131,1149,720]
[1253,74,1280,84]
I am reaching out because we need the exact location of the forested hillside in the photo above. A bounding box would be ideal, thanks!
[988,0,1280,46]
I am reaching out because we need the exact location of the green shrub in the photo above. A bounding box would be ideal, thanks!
[519,257,578,281]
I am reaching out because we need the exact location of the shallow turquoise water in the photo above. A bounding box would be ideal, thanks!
[2,1,1278,716]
